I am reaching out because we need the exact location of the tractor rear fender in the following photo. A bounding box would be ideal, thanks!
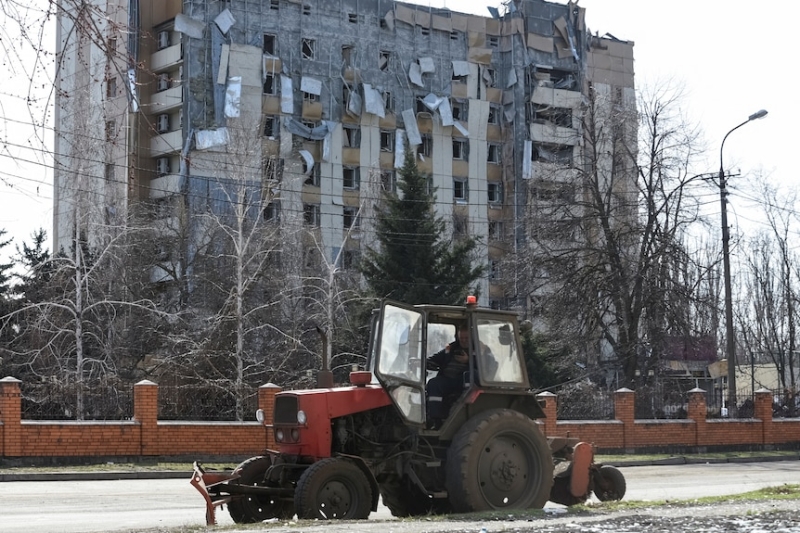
[336,453,381,512]
[439,390,547,439]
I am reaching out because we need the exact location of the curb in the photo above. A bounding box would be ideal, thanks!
[0,471,190,482]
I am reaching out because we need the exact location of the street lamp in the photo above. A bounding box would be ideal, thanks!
[719,109,767,415]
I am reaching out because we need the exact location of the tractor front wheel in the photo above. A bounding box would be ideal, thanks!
[593,465,626,501]
[227,456,294,523]
[295,458,372,519]
[445,409,554,513]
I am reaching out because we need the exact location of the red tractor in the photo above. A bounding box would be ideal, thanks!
[191,299,625,524]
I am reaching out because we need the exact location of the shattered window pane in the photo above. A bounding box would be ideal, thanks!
[302,38,315,59]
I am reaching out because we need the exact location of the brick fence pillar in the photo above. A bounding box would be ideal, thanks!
[0,377,23,457]
[258,383,282,449]
[687,388,707,446]
[614,388,635,449]
[754,388,773,445]
[536,391,557,436]
[133,380,159,456]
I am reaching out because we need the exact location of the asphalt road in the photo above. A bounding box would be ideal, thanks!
[1,460,799,533]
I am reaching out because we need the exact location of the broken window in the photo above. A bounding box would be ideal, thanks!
[106,76,117,98]
[488,36,499,48]
[105,163,114,181]
[343,167,360,189]
[342,250,360,270]
[269,0,279,10]
[487,143,502,164]
[343,206,360,228]
[489,259,501,280]
[303,203,320,226]
[347,13,364,24]
[417,135,433,158]
[487,182,503,203]
[302,38,315,59]
[108,37,117,57]
[533,143,573,166]
[484,68,497,88]
[262,117,278,140]
[264,156,283,180]
[303,91,318,102]
[453,139,468,161]
[302,4,311,15]
[383,91,394,112]
[381,169,396,192]
[453,213,469,237]
[528,103,573,128]
[488,105,501,125]
[415,96,428,114]
[343,126,361,148]
[303,160,320,186]
[532,65,576,90]
[342,45,354,68]
[263,34,276,55]
[452,66,468,82]
[488,220,504,241]
[451,100,467,121]
[380,130,394,152]
[105,120,115,141]
[379,50,391,71]
[450,30,461,41]
[420,27,430,36]
[263,73,277,95]
[264,201,280,222]
[453,178,468,202]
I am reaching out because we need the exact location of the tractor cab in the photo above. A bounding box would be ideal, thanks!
[368,299,536,433]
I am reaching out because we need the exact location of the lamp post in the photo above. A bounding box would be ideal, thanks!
[719,109,767,415]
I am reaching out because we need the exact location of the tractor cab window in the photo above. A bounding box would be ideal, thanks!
[375,303,425,423]
[476,318,525,385]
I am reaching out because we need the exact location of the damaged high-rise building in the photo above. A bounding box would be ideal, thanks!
[53,0,635,311]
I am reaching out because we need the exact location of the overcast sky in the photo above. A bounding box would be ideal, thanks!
[0,0,795,265]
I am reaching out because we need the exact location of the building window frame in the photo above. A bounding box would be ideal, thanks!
[343,166,360,190]
[453,178,468,203]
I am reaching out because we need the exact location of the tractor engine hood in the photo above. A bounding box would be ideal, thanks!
[271,382,392,459]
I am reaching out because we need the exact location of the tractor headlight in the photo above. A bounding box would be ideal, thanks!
[297,410,307,425]
[291,429,300,441]
[275,429,285,442]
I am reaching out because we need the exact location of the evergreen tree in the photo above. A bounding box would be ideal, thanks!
[14,228,52,304]
[0,229,14,315]
[360,142,483,305]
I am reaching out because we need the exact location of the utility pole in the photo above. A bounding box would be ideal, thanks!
[718,109,768,416]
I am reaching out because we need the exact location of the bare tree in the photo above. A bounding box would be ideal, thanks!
[520,82,709,387]
[739,179,799,401]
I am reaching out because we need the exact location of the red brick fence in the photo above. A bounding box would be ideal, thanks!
[1,376,799,462]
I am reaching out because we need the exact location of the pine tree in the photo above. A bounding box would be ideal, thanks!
[14,228,51,304]
[360,142,483,305]
[0,229,14,308]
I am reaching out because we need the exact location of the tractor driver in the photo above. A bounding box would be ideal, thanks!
[425,323,474,429]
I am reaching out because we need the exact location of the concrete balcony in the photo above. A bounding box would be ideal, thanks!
[151,44,182,72]
[530,85,583,108]
[150,130,183,157]
[531,162,577,183]
[149,85,183,114]
[530,122,579,145]
[148,174,181,199]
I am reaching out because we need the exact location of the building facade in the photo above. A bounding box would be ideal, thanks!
[53,0,635,311]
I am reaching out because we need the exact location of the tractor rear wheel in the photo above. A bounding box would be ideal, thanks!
[227,456,293,523]
[445,409,553,513]
[593,465,626,501]
[295,458,372,519]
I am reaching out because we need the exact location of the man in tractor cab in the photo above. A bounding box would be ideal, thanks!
[426,322,493,429]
